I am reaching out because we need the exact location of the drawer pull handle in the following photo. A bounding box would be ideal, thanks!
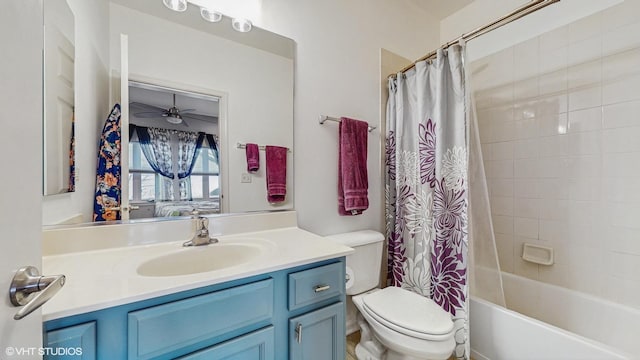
[295,323,303,343]
[314,284,331,293]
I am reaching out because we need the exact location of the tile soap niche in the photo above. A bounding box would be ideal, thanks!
[522,243,554,266]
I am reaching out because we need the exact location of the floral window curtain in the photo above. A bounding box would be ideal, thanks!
[177,131,205,179]
[68,112,76,192]
[135,126,175,200]
[176,130,204,200]
[135,126,174,179]
[205,134,219,165]
[385,44,469,359]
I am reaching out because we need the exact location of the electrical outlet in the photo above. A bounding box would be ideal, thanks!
[241,173,252,183]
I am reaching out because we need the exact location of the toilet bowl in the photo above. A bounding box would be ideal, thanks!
[352,287,456,360]
[325,231,456,360]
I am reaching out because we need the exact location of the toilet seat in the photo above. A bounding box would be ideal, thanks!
[361,287,454,341]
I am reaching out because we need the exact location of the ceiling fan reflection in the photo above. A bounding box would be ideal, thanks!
[132,94,195,127]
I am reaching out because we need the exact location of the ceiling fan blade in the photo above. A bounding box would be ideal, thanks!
[182,113,217,122]
[133,111,166,118]
[130,102,166,112]
[181,118,189,127]
[178,108,196,113]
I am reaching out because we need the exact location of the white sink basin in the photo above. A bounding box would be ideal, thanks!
[137,241,268,277]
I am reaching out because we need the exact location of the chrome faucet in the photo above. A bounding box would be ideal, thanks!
[183,212,219,247]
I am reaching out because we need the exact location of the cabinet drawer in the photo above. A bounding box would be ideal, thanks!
[128,279,273,360]
[288,262,344,311]
[177,326,274,360]
[44,322,96,360]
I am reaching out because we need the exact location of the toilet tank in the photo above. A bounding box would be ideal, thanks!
[326,230,384,295]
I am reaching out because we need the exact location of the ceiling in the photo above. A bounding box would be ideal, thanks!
[411,0,475,20]
[129,83,220,127]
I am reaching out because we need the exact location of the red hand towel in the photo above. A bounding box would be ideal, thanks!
[246,143,260,172]
[266,145,287,203]
[338,117,369,215]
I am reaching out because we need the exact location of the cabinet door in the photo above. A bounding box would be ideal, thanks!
[289,302,345,360]
[178,326,274,360]
[44,322,96,360]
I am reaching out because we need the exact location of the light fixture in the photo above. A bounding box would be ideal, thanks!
[161,0,254,33]
[231,18,252,33]
[166,113,183,124]
[163,0,187,12]
[200,7,222,22]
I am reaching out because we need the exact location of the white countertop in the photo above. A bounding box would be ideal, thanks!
[42,227,353,321]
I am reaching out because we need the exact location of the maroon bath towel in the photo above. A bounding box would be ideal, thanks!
[266,145,287,203]
[338,117,369,215]
[246,143,260,172]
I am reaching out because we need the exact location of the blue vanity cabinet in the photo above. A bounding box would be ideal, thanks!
[289,302,345,360]
[177,326,275,360]
[43,322,96,360]
[43,258,346,359]
[128,279,274,359]
[287,263,346,360]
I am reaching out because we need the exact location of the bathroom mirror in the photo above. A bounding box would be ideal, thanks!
[43,0,75,196]
[42,0,295,225]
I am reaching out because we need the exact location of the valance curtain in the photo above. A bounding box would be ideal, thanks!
[386,44,469,359]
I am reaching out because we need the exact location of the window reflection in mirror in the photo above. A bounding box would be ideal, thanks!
[127,82,221,219]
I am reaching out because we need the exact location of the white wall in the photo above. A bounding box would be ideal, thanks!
[256,0,440,235]
[42,0,111,225]
[472,0,640,309]
[441,0,623,62]
[110,3,294,213]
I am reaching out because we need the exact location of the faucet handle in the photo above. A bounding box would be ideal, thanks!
[199,216,209,230]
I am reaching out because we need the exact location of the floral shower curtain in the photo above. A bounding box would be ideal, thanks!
[385,44,469,359]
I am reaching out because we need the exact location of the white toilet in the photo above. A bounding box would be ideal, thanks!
[327,231,456,360]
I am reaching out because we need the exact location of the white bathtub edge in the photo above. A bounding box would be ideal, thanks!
[470,296,633,360]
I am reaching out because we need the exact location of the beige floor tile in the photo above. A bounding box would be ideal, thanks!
[346,331,360,359]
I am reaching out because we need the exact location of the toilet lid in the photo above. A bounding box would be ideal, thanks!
[361,287,454,338]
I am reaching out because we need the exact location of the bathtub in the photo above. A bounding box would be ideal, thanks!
[470,272,638,360]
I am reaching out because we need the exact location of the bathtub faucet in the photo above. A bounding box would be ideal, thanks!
[183,211,219,247]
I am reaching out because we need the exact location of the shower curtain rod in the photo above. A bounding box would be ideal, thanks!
[389,0,560,78]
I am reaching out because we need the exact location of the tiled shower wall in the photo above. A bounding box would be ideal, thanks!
[472,1,640,309]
